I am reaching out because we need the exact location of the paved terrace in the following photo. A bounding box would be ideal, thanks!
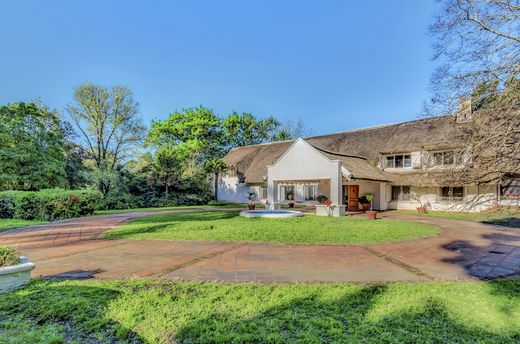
[1,209,519,283]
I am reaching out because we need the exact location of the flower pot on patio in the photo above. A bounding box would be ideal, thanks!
[361,203,371,211]
[365,210,377,220]
[0,257,35,294]
[288,202,295,208]
[247,204,256,210]
[416,207,427,214]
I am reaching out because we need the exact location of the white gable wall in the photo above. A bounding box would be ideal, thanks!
[267,139,343,205]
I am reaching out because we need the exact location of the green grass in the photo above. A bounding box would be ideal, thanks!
[399,207,520,228]
[104,211,441,244]
[1,279,519,343]
[0,219,44,232]
[94,204,251,215]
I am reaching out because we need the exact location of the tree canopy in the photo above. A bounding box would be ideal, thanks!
[0,102,67,191]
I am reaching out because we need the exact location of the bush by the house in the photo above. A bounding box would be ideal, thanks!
[0,246,20,267]
[0,189,102,221]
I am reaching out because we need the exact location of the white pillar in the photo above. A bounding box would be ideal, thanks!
[379,182,388,210]
[330,162,342,205]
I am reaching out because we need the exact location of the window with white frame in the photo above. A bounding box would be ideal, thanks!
[384,154,412,168]
[440,186,464,200]
[304,185,317,201]
[431,151,462,167]
[259,186,268,199]
[391,185,411,201]
[280,185,295,201]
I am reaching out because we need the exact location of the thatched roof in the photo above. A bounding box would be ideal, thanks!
[223,115,470,184]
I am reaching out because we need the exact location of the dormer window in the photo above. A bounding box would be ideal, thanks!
[432,150,461,166]
[384,154,412,168]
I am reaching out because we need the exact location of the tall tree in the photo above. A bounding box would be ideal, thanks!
[67,83,146,195]
[0,102,66,190]
[221,112,281,151]
[272,117,313,141]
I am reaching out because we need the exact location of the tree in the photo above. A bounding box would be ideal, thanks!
[221,112,281,151]
[272,117,313,141]
[67,83,146,195]
[428,0,519,115]
[0,102,67,190]
[427,0,520,204]
[147,106,223,161]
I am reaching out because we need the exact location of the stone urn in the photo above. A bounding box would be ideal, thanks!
[0,256,35,294]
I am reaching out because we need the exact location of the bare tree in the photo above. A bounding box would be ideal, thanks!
[426,1,520,208]
[428,0,520,115]
[67,83,146,195]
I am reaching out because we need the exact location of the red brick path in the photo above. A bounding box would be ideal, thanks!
[1,209,519,282]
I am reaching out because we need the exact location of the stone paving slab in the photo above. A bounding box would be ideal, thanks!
[162,243,426,283]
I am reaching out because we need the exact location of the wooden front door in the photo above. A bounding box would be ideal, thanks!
[348,185,359,210]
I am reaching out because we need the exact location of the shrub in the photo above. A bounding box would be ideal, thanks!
[99,192,140,211]
[317,195,328,204]
[0,189,102,221]
[207,200,228,206]
[0,246,20,267]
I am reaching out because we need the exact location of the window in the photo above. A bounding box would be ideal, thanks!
[280,185,294,201]
[384,154,412,169]
[304,185,317,201]
[432,151,460,167]
[392,186,411,201]
[259,186,268,199]
[440,186,464,200]
[386,156,395,168]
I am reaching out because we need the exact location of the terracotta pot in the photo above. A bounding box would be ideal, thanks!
[361,203,371,211]
[365,210,377,220]
[416,207,427,214]
[248,204,256,210]
[288,202,295,208]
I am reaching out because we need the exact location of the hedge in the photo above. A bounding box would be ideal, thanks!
[0,189,102,221]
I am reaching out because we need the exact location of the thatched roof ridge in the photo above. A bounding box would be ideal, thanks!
[223,115,470,184]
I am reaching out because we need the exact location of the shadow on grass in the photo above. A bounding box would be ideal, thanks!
[175,283,520,343]
[0,282,143,343]
[105,211,240,238]
[483,217,520,228]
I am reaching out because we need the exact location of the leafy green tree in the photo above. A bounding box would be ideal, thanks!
[0,102,66,190]
[67,83,146,196]
[147,106,223,160]
[221,112,281,151]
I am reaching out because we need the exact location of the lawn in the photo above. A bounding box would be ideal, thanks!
[399,207,520,228]
[1,279,519,343]
[94,204,253,215]
[0,219,44,232]
[104,211,441,244]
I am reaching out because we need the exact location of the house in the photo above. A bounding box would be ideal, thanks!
[217,113,519,215]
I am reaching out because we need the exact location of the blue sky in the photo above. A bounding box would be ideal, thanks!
[0,0,438,135]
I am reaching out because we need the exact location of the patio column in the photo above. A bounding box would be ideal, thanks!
[330,164,342,206]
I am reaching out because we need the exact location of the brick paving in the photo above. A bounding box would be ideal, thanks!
[1,209,519,282]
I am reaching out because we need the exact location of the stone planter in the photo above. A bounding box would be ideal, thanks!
[0,257,35,294]
[315,204,346,217]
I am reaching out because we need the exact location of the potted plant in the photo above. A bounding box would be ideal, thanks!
[0,246,35,294]
[359,195,372,211]
[287,193,295,208]
[364,194,377,219]
[317,195,328,204]
[410,191,429,214]
[247,191,257,210]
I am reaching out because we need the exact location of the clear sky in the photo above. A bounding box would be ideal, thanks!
[0,0,438,136]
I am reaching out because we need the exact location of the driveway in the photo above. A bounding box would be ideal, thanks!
[1,209,519,283]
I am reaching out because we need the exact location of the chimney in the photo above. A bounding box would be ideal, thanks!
[456,98,472,122]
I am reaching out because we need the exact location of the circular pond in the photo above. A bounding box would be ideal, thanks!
[240,210,304,218]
